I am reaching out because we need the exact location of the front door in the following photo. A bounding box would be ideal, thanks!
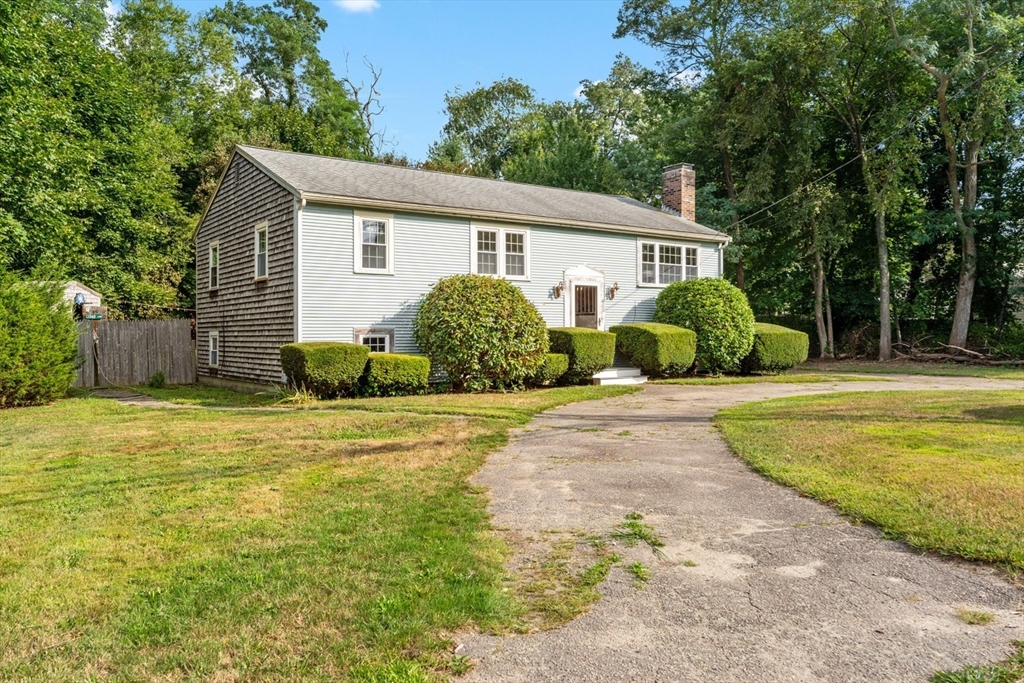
[574,285,599,329]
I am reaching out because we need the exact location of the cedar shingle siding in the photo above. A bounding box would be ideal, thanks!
[195,155,294,385]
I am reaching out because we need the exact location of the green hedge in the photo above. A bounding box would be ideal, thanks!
[529,352,569,387]
[548,328,615,383]
[609,323,696,377]
[0,275,80,407]
[741,323,809,374]
[360,353,431,397]
[654,278,755,374]
[280,342,369,398]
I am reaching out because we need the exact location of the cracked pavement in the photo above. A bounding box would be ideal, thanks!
[462,375,1024,682]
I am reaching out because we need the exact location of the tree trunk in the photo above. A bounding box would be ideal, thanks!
[824,280,835,358]
[812,249,829,358]
[876,208,892,361]
[721,146,744,290]
[948,140,981,348]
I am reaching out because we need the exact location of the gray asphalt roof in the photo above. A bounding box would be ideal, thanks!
[237,146,727,241]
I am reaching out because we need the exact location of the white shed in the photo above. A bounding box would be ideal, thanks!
[62,281,102,307]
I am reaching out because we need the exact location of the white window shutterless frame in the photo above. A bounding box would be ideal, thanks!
[637,239,700,286]
[254,222,269,280]
[209,331,220,367]
[354,212,395,274]
[209,242,219,290]
[470,222,530,280]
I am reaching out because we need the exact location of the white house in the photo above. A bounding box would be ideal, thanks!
[194,146,729,390]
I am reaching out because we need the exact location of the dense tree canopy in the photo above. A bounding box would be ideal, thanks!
[1,0,1020,357]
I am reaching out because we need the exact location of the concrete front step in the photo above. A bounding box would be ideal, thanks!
[592,366,648,385]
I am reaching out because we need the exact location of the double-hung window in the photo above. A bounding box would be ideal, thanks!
[638,240,699,286]
[209,243,219,290]
[209,331,220,367]
[254,222,268,280]
[472,223,529,280]
[354,213,394,274]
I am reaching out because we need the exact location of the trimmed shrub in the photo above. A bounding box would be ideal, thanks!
[529,353,569,387]
[610,323,696,377]
[548,328,616,383]
[280,342,369,398]
[0,274,80,407]
[741,323,809,374]
[360,353,431,397]
[654,278,755,374]
[413,274,548,392]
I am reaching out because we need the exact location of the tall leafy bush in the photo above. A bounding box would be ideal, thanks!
[414,275,548,391]
[0,274,80,407]
[654,279,755,374]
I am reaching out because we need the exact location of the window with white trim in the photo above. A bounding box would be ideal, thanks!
[354,213,394,274]
[209,331,220,367]
[639,241,699,286]
[472,224,529,280]
[354,328,393,353]
[254,222,268,280]
[209,243,219,290]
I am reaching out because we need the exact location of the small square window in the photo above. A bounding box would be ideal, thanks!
[255,223,268,280]
[361,335,389,353]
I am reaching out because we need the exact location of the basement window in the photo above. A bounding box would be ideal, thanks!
[354,328,394,353]
[209,331,220,367]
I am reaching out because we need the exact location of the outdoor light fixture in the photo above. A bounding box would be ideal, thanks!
[554,281,564,298]
[608,282,620,300]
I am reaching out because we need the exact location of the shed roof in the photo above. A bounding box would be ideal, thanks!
[234,146,728,242]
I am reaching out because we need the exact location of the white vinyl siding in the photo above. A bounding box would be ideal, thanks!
[298,202,721,347]
[471,223,529,280]
[254,222,268,280]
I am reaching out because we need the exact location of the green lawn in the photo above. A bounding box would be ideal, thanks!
[0,385,636,682]
[803,359,1024,381]
[715,390,1024,572]
[653,373,880,386]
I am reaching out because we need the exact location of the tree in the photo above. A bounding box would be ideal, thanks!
[890,0,1024,348]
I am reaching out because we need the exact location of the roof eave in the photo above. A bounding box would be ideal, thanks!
[299,191,731,243]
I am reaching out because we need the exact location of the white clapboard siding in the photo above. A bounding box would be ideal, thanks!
[299,202,722,352]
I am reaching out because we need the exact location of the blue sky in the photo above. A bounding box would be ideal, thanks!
[169,0,662,160]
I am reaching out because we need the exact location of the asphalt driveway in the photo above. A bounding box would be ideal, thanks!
[462,375,1024,682]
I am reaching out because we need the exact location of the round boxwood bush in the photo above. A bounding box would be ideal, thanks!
[741,323,809,374]
[529,352,569,387]
[280,342,369,398]
[0,274,80,407]
[547,328,616,383]
[413,274,548,392]
[609,322,696,377]
[359,353,431,397]
[653,278,755,374]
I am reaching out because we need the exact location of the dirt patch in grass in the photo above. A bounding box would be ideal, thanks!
[0,385,637,681]
[715,390,1024,572]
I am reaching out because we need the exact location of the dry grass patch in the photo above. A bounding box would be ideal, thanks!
[715,390,1024,572]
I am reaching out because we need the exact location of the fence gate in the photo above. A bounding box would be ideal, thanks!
[75,319,196,388]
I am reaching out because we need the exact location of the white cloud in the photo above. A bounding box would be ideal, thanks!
[104,2,120,19]
[334,0,381,13]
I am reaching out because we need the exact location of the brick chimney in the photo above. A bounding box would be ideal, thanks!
[661,163,696,221]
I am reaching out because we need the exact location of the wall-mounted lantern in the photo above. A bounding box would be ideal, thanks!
[608,282,620,300]
[554,281,565,298]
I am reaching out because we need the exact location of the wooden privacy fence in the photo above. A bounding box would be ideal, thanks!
[75,319,196,388]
